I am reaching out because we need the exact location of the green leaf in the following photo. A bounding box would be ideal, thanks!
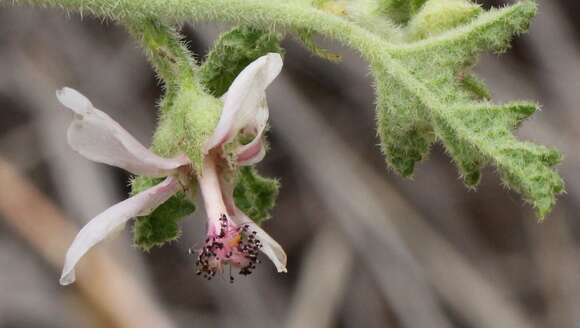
[199,26,284,97]
[433,102,536,187]
[394,1,537,69]
[130,176,196,251]
[375,74,435,177]
[375,1,538,173]
[375,1,532,176]
[433,102,563,216]
[460,73,492,100]
[234,167,280,225]
[372,1,563,217]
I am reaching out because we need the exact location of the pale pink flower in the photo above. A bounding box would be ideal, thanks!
[195,53,287,280]
[57,53,286,286]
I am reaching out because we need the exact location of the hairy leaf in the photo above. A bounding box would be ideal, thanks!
[131,176,196,251]
[373,1,562,217]
[234,167,280,224]
[199,26,283,97]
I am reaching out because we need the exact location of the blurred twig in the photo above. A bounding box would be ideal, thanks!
[270,77,452,328]
[270,77,536,328]
[286,226,353,328]
[0,157,175,328]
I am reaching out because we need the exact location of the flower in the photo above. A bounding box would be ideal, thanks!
[57,53,286,286]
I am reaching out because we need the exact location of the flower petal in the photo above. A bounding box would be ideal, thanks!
[60,176,181,285]
[56,87,189,177]
[236,99,269,166]
[237,139,266,166]
[217,170,286,272]
[204,53,283,152]
[232,210,288,273]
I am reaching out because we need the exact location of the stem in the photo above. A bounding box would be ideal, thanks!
[124,17,197,88]
[9,0,538,151]
[11,0,395,62]
[124,17,210,117]
[9,0,418,112]
[0,158,175,327]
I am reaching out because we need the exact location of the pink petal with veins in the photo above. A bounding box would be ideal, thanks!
[57,87,189,177]
[204,53,282,152]
[60,176,181,285]
[236,98,269,166]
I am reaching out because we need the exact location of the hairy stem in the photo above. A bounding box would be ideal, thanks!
[7,0,536,141]
[123,16,213,119]
[124,17,197,87]
[12,0,395,60]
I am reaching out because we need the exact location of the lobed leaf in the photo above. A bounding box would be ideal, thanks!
[372,1,563,217]
[433,102,563,217]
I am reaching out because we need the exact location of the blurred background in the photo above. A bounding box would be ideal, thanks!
[1,0,579,327]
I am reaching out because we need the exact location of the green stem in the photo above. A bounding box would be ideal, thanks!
[11,0,395,62]
[9,0,534,120]
[124,17,196,87]
[8,0,535,114]
[123,17,210,117]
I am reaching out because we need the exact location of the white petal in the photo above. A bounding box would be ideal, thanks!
[57,87,189,177]
[56,87,93,115]
[236,99,269,166]
[60,176,181,285]
[237,140,266,166]
[232,211,287,273]
[204,53,282,152]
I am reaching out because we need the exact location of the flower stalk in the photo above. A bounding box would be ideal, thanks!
[125,18,197,86]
